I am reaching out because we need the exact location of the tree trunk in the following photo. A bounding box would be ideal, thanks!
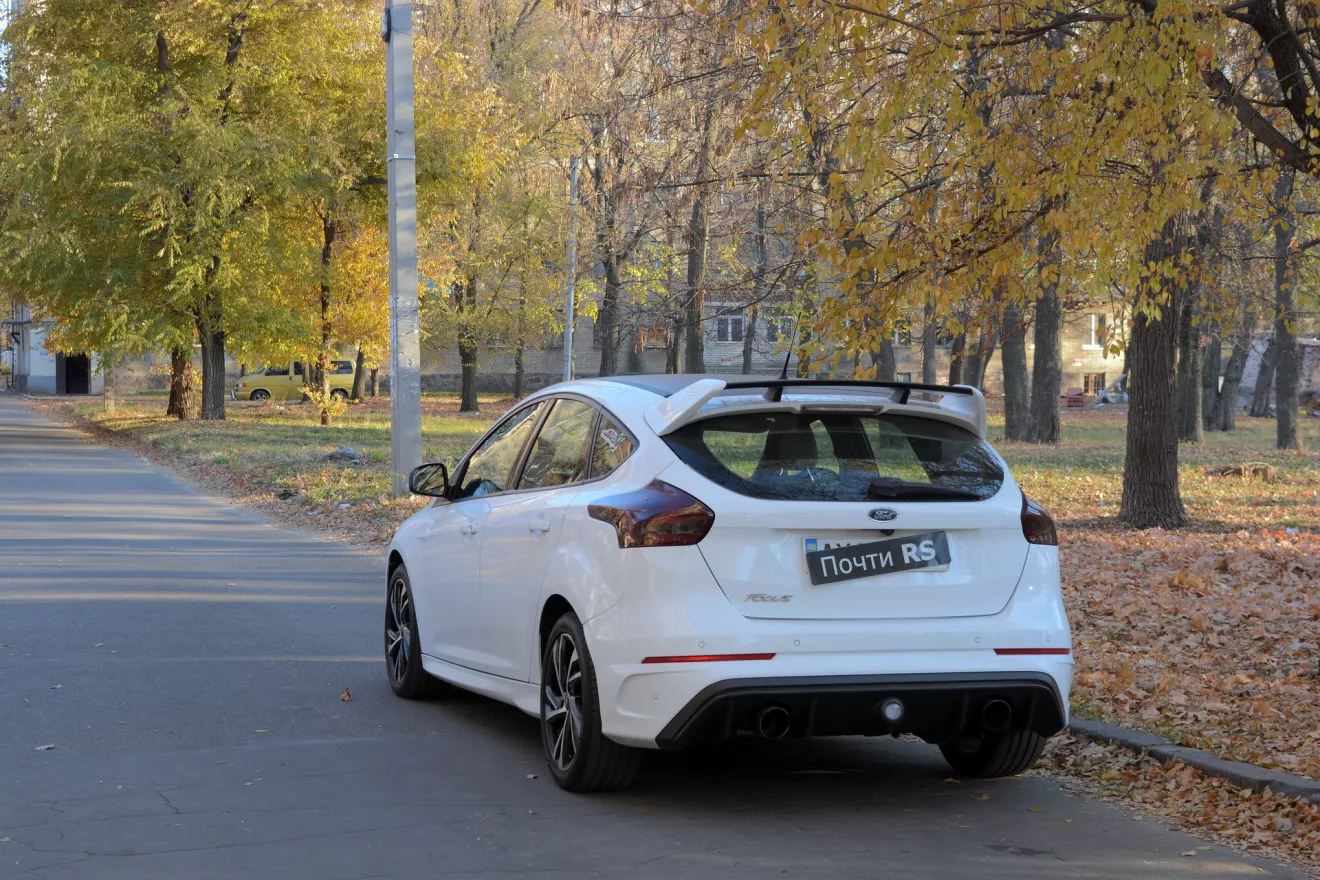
[947,332,967,386]
[969,326,997,391]
[369,367,379,398]
[196,285,226,421]
[351,346,366,401]
[683,103,718,375]
[742,194,768,375]
[1174,296,1202,443]
[1201,334,1221,431]
[596,261,621,377]
[875,337,896,381]
[1273,168,1304,450]
[1218,311,1255,432]
[1119,221,1188,529]
[741,302,758,374]
[921,299,938,384]
[1026,236,1063,444]
[1249,338,1277,418]
[166,345,197,420]
[103,356,116,415]
[1001,303,1030,441]
[665,317,681,374]
[317,213,336,427]
[458,330,479,413]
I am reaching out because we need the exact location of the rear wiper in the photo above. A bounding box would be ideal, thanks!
[866,477,982,501]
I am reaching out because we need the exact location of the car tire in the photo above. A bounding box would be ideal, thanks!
[250,389,271,401]
[385,564,449,699]
[330,388,348,401]
[939,729,1047,778]
[540,612,639,792]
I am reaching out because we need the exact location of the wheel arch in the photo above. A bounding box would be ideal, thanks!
[538,594,576,660]
[387,549,404,575]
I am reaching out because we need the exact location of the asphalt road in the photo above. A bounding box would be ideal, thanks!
[0,395,1303,880]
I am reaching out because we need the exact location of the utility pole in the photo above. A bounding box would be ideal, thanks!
[383,0,422,497]
[562,157,579,383]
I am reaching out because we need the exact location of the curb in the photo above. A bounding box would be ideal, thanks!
[1069,717,1320,804]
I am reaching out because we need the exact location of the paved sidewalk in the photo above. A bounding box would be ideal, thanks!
[0,395,1303,879]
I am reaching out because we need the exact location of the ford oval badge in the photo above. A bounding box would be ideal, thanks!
[868,508,898,523]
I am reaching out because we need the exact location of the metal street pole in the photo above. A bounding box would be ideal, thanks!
[562,157,579,383]
[383,0,422,497]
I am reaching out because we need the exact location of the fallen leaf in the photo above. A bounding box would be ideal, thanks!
[526,774,538,780]
[941,777,962,784]
[1029,806,1041,812]
[1101,769,1121,781]
[34,744,55,751]
[340,687,352,702]
[971,792,990,801]
[48,684,61,690]
[1181,851,1196,857]
[253,729,269,734]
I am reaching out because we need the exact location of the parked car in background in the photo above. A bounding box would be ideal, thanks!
[233,360,355,402]
[383,375,1073,792]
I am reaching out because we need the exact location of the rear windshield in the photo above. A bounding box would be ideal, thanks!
[665,412,1004,502]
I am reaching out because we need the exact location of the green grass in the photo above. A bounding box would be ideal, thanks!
[988,410,1320,528]
[72,394,1319,531]
[74,395,506,509]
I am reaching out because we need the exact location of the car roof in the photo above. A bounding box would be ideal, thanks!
[534,375,987,439]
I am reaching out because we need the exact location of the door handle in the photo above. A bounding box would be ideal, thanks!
[528,518,552,534]
[459,523,479,536]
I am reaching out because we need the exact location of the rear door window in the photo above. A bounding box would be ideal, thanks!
[665,412,1003,502]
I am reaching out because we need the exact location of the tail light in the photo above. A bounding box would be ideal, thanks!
[588,480,714,548]
[1021,494,1057,546]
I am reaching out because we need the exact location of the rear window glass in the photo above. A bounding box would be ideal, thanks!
[665,412,1003,502]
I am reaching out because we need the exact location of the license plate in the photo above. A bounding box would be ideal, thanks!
[804,531,951,586]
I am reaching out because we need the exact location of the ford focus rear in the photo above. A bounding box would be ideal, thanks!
[385,376,1073,791]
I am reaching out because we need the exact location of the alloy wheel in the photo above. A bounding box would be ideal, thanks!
[385,574,413,686]
[542,632,584,771]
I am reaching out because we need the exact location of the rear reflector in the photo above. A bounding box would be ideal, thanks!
[994,648,1070,656]
[641,653,775,664]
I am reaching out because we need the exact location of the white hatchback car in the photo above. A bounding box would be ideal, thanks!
[384,376,1072,791]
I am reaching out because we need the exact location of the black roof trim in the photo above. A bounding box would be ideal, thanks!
[590,374,975,403]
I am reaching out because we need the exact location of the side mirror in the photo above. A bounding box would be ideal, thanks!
[408,462,449,497]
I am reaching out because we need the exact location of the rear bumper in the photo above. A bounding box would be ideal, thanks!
[654,671,1065,750]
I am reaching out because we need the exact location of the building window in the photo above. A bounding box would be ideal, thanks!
[764,315,795,343]
[935,328,956,347]
[895,327,913,347]
[716,314,744,344]
[1083,372,1107,395]
[896,371,912,383]
[1087,314,1108,348]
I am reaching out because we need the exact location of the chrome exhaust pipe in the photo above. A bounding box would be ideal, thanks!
[755,705,791,740]
[981,699,1012,732]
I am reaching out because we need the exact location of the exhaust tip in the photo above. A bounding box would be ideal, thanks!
[755,705,791,740]
[981,699,1012,732]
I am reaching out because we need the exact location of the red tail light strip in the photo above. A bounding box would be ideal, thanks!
[641,653,776,664]
[994,648,1071,656]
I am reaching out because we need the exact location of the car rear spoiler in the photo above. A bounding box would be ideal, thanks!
[643,378,987,439]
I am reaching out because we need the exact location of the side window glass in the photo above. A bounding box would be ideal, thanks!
[264,365,288,377]
[589,412,636,479]
[455,402,544,499]
[518,400,596,490]
[293,362,305,377]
